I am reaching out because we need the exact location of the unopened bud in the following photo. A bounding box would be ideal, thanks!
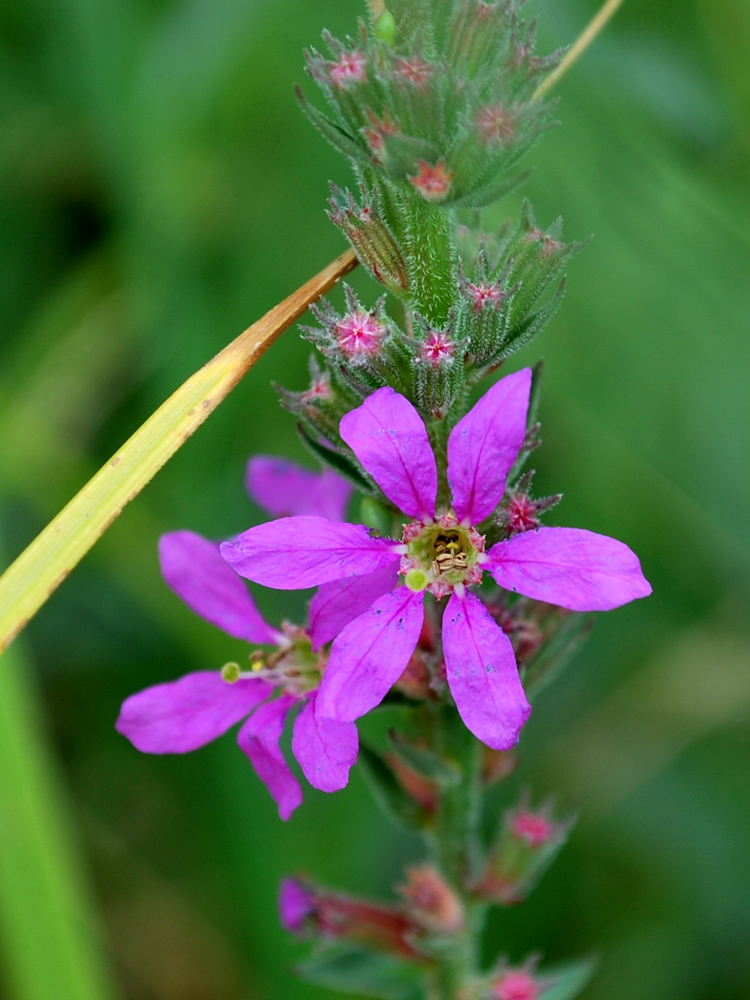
[395,56,433,89]
[408,160,453,202]
[418,330,455,367]
[375,8,396,45]
[477,796,574,905]
[493,968,542,1000]
[398,864,465,936]
[279,876,420,960]
[334,310,387,359]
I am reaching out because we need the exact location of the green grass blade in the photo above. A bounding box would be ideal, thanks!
[0,638,118,1000]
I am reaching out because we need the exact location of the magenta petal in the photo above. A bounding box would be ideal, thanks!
[237,695,302,821]
[442,592,531,751]
[116,672,272,754]
[159,532,281,644]
[279,878,316,934]
[221,516,400,589]
[292,692,358,793]
[447,368,532,525]
[246,456,352,521]
[339,387,437,520]
[316,586,425,723]
[309,562,401,651]
[489,526,653,612]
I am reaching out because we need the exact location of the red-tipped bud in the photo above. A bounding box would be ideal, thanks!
[525,227,564,258]
[334,310,387,359]
[408,160,454,202]
[398,865,465,936]
[364,108,399,159]
[279,877,421,960]
[511,810,557,849]
[505,494,541,533]
[418,330,456,367]
[493,968,542,1000]
[476,104,517,145]
[299,373,333,405]
[477,795,574,905]
[329,50,367,88]
[395,56,433,89]
[466,280,505,312]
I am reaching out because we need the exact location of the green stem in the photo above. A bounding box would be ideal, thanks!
[425,706,484,997]
[405,199,456,327]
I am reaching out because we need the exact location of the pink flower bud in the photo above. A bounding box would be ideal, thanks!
[505,494,540,534]
[329,50,367,88]
[408,160,454,202]
[476,104,517,145]
[494,969,542,1000]
[511,811,557,849]
[398,864,465,936]
[418,330,456,367]
[334,310,387,359]
[466,281,505,312]
[395,56,433,89]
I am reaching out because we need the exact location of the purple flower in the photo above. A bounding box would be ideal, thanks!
[246,455,351,522]
[221,371,651,751]
[116,458,358,821]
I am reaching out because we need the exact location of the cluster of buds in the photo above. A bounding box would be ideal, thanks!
[476,793,575,905]
[301,3,562,208]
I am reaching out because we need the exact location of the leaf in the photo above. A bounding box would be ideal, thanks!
[295,86,371,164]
[298,945,427,999]
[542,958,598,1000]
[450,168,533,209]
[0,635,118,1000]
[358,744,429,830]
[388,731,460,787]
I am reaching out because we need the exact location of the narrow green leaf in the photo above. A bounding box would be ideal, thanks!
[298,945,426,1000]
[295,86,371,164]
[0,638,118,1000]
[542,958,598,1000]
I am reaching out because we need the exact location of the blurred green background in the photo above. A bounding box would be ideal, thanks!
[1,0,749,997]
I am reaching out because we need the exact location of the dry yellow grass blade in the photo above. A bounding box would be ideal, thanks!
[0,249,357,654]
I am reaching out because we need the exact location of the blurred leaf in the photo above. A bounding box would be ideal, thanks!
[0,633,117,1000]
[387,732,459,788]
[298,945,426,1000]
[358,744,429,830]
[542,958,597,1000]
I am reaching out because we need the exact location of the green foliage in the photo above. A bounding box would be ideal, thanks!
[298,945,426,999]
[1,0,750,997]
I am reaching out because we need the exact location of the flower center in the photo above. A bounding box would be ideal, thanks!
[401,514,485,598]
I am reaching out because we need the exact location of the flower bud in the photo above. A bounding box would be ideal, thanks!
[493,968,542,1000]
[477,795,574,905]
[327,185,409,294]
[278,877,420,960]
[398,864,465,936]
